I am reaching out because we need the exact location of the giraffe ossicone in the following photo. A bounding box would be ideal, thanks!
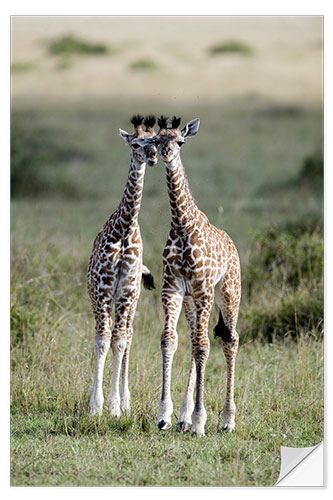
[87,114,157,417]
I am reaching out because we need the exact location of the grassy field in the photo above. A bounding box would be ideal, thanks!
[10,95,323,486]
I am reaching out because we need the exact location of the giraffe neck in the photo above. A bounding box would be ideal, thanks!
[118,154,146,230]
[165,155,199,233]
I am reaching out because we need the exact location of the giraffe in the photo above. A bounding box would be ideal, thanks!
[138,116,241,436]
[87,114,157,417]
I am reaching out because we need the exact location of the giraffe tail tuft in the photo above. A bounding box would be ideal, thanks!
[214,311,233,343]
[142,265,156,290]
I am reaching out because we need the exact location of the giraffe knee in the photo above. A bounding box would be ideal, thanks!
[95,327,111,346]
[111,333,127,354]
[94,337,110,357]
[192,334,210,362]
[161,334,177,353]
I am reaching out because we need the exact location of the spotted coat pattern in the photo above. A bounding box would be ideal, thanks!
[87,116,157,416]
[155,118,241,436]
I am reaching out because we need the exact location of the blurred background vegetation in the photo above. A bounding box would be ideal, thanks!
[10,16,323,486]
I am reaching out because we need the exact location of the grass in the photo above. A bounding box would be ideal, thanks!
[11,338,323,486]
[10,98,323,486]
[209,40,254,56]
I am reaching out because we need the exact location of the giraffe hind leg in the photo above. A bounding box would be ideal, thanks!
[119,297,138,413]
[178,296,196,432]
[215,273,240,433]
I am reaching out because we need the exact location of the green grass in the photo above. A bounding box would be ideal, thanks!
[10,98,323,486]
[10,337,323,486]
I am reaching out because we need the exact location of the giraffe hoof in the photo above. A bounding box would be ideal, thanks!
[178,421,191,432]
[190,429,205,437]
[157,420,172,430]
[222,423,235,433]
[89,407,102,416]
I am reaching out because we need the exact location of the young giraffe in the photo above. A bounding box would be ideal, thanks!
[139,116,241,436]
[88,114,157,417]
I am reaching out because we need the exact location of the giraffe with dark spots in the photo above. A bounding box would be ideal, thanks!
[138,115,241,436]
[87,114,157,416]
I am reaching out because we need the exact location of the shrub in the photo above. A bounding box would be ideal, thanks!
[246,223,323,293]
[48,35,109,56]
[299,151,323,189]
[241,218,323,341]
[209,40,253,56]
[11,116,91,197]
[242,287,323,342]
[129,58,159,71]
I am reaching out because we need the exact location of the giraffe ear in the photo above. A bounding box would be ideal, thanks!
[119,128,132,145]
[181,119,200,139]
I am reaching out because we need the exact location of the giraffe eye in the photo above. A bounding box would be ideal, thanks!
[177,141,184,147]
[132,143,140,150]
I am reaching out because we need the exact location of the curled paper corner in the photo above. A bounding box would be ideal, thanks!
[275,441,324,486]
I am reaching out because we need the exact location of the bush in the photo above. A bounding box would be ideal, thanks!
[242,288,323,342]
[209,40,253,56]
[11,116,91,198]
[48,35,109,56]
[245,223,323,293]
[299,151,323,189]
[129,59,159,71]
[241,218,323,341]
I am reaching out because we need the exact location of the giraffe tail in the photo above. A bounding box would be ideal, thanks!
[214,311,233,343]
[142,265,156,290]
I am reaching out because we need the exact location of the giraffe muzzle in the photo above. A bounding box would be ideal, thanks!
[148,157,158,166]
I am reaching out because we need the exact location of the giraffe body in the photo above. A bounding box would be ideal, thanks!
[88,115,157,416]
[140,116,241,435]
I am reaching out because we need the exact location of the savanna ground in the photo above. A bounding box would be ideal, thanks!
[10,16,323,486]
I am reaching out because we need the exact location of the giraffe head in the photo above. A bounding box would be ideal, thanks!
[152,116,200,164]
[119,114,158,166]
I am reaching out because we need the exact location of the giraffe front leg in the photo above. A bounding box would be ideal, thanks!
[178,356,196,431]
[107,337,126,417]
[190,343,210,437]
[90,336,111,415]
[120,310,136,413]
[89,298,112,415]
[119,284,139,413]
[158,290,183,430]
[178,296,196,431]
[107,297,132,417]
[119,340,132,413]
[190,293,214,437]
